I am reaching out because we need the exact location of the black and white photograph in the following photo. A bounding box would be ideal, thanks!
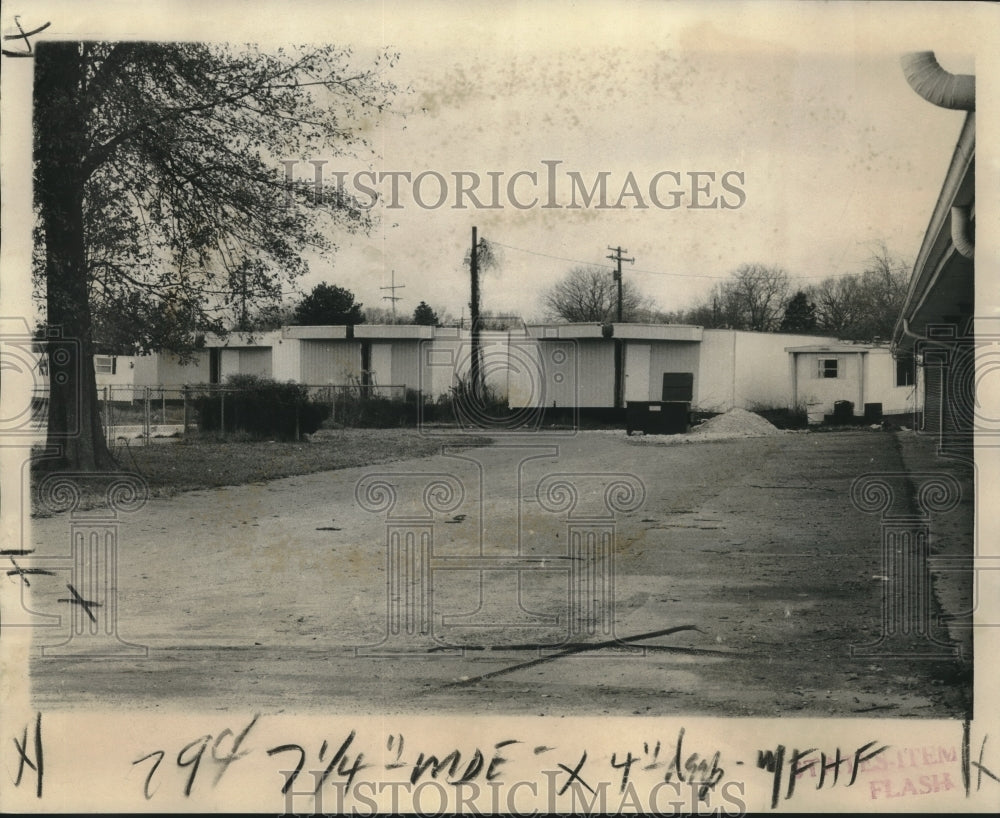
[1,0,997,813]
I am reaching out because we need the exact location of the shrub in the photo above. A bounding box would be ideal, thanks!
[319,387,428,429]
[193,374,331,440]
[431,379,511,426]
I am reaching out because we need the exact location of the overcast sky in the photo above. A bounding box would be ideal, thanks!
[292,2,978,323]
[2,1,993,326]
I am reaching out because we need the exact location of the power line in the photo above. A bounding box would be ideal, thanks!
[488,239,867,280]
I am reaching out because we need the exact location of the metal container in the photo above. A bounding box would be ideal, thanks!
[626,401,690,435]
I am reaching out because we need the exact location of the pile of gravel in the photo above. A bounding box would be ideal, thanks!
[689,408,781,439]
[629,407,782,446]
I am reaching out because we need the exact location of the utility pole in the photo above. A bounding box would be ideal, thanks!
[469,227,483,399]
[606,245,635,322]
[380,269,405,321]
[606,245,634,410]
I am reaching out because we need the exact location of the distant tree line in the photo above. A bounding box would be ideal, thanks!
[653,245,910,342]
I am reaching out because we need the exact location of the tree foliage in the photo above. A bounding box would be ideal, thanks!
[779,290,818,333]
[541,265,655,323]
[33,40,399,468]
[671,246,908,340]
[292,283,365,326]
[804,245,909,340]
[412,301,440,326]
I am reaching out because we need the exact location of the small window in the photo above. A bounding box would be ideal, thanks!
[817,358,839,379]
[896,356,915,387]
[95,355,114,374]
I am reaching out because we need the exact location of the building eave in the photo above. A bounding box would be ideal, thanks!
[892,111,975,352]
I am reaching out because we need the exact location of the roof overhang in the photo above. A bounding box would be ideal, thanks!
[893,112,975,353]
[354,324,435,340]
[527,323,703,341]
[785,345,873,354]
[281,325,350,340]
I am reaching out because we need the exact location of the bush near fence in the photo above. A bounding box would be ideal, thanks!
[193,375,331,440]
[323,381,513,429]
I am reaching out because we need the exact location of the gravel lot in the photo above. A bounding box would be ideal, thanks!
[24,428,972,718]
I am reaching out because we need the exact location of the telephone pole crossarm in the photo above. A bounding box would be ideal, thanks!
[380,269,405,321]
[606,245,635,322]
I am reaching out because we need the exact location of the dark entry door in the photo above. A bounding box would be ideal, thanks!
[661,372,694,402]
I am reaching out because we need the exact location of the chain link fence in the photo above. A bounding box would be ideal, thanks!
[30,383,414,451]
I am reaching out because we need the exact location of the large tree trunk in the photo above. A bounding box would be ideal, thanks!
[35,42,116,471]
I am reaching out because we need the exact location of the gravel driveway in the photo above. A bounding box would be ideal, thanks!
[24,429,972,718]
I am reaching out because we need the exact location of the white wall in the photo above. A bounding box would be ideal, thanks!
[863,350,922,415]
[697,331,738,411]
[94,355,137,390]
[697,331,841,412]
[793,352,864,415]
[791,348,921,417]
[647,341,700,403]
[271,337,302,382]
[735,332,828,410]
[131,352,210,389]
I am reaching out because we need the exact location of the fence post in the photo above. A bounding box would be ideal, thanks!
[103,386,110,449]
[161,385,166,424]
[220,389,225,437]
[182,386,190,436]
[143,386,151,445]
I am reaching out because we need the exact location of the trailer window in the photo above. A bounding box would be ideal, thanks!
[896,356,914,387]
[817,358,839,379]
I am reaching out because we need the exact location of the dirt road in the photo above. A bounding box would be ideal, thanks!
[24,429,972,718]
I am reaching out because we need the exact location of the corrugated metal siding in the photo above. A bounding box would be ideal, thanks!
[507,339,543,408]
[238,348,272,377]
[648,342,699,403]
[220,349,241,380]
[156,351,210,386]
[300,340,362,383]
[540,339,613,408]
[390,342,420,391]
[922,363,942,434]
[370,343,392,386]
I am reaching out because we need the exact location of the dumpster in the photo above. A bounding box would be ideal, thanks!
[864,402,883,424]
[626,401,690,435]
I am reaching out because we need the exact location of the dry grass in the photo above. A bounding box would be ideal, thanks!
[31,429,492,516]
